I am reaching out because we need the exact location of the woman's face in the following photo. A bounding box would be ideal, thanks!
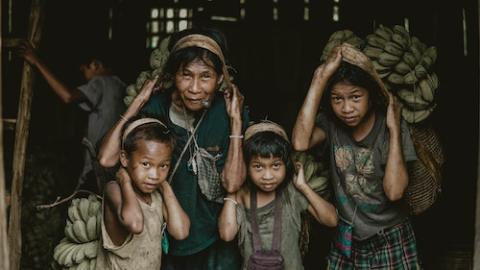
[248,155,286,193]
[330,81,370,128]
[174,58,222,112]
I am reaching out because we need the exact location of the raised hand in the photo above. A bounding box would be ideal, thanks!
[17,41,40,66]
[293,162,308,192]
[224,84,244,121]
[386,92,402,132]
[313,46,343,84]
[116,167,132,186]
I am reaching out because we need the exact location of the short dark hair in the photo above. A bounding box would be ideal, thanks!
[122,116,175,156]
[77,42,116,70]
[243,131,294,192]
[322,61,387,118]
[163,28,228,78]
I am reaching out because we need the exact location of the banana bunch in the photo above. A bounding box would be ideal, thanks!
[292,151,330,199]
[362,25,439,124]
[124,36,172,106]
[320,30,365,62]
[54,195,101,269]
[53,238,98,270]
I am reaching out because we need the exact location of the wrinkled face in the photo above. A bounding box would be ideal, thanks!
[248,155,286,193]
[174,58,222,112]
[121,140,172,194]
[330,81,370,128]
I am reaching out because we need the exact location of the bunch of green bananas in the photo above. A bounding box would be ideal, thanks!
[320,30,365,62]
[292,151,330,199]
[53,195,101,270]
[124,36,171,106]
[362,25,439,124]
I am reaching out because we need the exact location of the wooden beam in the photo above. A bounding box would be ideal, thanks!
[7,1,44,269]
[0,0,11,268]
[475,0,480,268]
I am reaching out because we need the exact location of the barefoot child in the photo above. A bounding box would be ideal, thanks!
[219,121,337,270]
[96,117,190,269]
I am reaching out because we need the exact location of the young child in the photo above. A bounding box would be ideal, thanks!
[96,117,190,270]
[219,121,337,270]
[292,44,421,269]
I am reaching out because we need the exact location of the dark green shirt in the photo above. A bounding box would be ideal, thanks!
[142,91,249,256]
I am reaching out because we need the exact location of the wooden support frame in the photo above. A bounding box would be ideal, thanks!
[475,0,480,268]
[7,1,44,269]
[0,0,11,268]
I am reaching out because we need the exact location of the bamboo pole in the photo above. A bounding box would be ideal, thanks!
[475,0,480,268]
[8,1,44,269]
[0,0,11,268]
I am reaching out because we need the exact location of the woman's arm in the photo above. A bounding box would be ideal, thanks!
[221,86,246,193]
[292,48,342,151]
[383,93,409,201]
[98,78,158,167]
[293,163,337,227]
[159,181,190,240]
[218,192,240,242]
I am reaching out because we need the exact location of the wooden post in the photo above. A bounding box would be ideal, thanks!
[7,1,44,269]
[0,0,11,268]
[475,0,480,267]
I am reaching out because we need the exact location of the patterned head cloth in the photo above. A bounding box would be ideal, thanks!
[244,120,289,142]
[336,42,390,101]
[171,34,233,91]
[121,118,168,150]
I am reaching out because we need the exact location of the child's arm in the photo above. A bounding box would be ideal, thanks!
[218,192,241,242]
[159,181,190,240]
[293,163,338,227]
[292,48,342,151]
[383,93,409,201]
[104,168,144,234]
[98,77,158,167]
[221,85,246,193]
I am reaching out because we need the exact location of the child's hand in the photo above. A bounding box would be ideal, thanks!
[116,167,132,186]
[386,92,402,132]
[313,46,342,83]
[17,41,40,66]
[136,76,159,104]
[293,162,309,192]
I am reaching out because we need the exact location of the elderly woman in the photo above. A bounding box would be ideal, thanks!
[98,28,249,270]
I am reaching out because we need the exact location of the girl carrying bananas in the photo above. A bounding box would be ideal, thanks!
[218,121,337,270]
[96,117,190,269]
[292,44,421,269]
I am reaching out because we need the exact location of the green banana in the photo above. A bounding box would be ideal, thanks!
[374,25,393,41]
[424,46,437,63]
[394,61,411,75]
[135,71,152,91]
[73,220,90,243]
[86,216,97,241]
[402,52,417,68]
[65,221,81,243]
[404,71,418,85]
[384,41,404,57]
[387,72,405,85]
[84,241,98,259]
[397,89,430,110]
[126,84,137,97]
[402,108,432,123]
[366,34,388,48]
[391,33,409,49]
[414,64,428,80]
[378,52,400,67]
[363,46,384,59]
[419,78,435,102]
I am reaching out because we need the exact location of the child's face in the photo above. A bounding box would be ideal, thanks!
[122,140,172,194]
[330,81,370,128]
[248,155,286,193]
[174,58,222,112]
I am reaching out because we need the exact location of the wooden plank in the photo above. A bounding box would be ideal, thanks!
[7,1,44,269]
[0,0,11,268]
[475,0,480,268]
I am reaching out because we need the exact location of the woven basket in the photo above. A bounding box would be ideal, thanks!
[405,125,444,215]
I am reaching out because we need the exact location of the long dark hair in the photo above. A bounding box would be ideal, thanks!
[243,131,294,192]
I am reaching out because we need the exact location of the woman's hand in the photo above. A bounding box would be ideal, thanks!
[224,84,244,121]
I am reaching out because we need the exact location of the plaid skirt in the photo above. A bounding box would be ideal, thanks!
[327,220,422,270]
